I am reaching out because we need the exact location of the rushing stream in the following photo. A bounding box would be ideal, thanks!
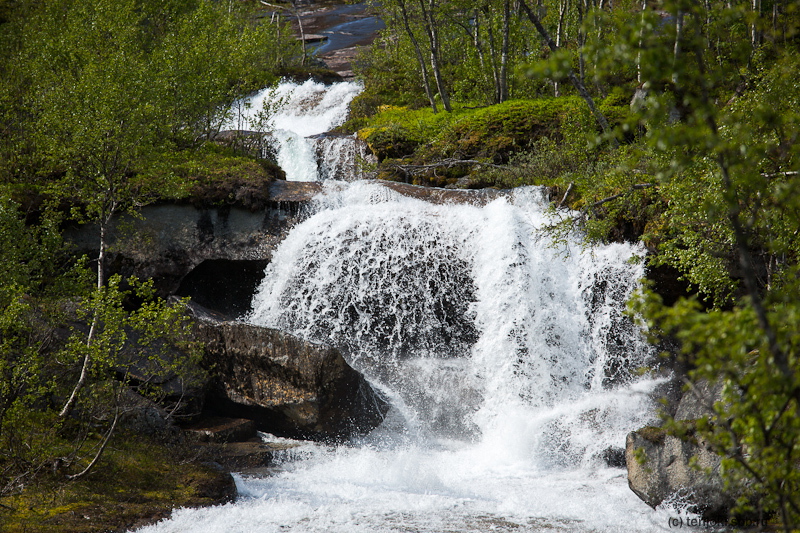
[226,79,364,182]
[138,81,678,532]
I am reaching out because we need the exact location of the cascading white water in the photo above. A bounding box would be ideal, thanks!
[226,79,363,181]
[139,179,676,532]
[313,134,373,181]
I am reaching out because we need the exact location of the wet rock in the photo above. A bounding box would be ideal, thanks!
[379,180,509,206]
[192,465,238,505]
[183,416,258,443]
[601,446,626,468]
[119,388,179,439]
[200,440,298,472]
[175,259,269,318]
[65,195,304,299]
[626,380,739,521]
[194,312,389,441]
[674,379,725,421]
[626,426,732,520]
[268,179,323,202]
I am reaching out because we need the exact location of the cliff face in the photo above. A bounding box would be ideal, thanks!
[65,181,318,307]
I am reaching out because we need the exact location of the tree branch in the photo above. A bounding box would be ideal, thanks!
[557,182,574,208]
[584,183,655,212]
[388,158,507,177]
[66,405,120,481]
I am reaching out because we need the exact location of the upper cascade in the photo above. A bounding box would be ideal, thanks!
[226,80,363,182]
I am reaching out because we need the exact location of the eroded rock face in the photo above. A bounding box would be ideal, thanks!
[65,182,317,299]
[195,316,389,441]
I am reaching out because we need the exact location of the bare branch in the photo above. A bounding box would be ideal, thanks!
[388,158,507,177]
[557,182,574,208]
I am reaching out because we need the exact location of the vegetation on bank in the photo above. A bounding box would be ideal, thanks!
[0,432,233,533]
[353,0,800,528]
[0,0,300,529]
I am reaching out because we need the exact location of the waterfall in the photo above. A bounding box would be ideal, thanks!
[226,79,364,182]
[248,182,656,452]
[141,83,671,532]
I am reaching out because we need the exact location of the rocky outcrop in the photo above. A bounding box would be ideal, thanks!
[626,380,735,520]
[65,181,316,301]
[195,315,389,441]
[626,426,731,520]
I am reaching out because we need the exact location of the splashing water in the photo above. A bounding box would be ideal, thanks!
[139,180,673,532]
[226,79,363,181]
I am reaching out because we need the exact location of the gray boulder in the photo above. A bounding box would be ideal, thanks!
[626,380,736,520]
[626,426,732,520]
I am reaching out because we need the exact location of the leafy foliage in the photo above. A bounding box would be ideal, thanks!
[0,0,298,500]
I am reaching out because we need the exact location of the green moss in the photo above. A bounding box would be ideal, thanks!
[359,125,419,161]
[148,143,282,210]
[636,425,667,444]
[435,98,574,158]
[354,98,595,185]
[0,433,232,533]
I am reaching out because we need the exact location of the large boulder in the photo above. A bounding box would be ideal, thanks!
[626,380,735,520]
[195,315,389,441]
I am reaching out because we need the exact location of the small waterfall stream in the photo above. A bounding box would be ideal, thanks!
[140,82,673,532]
[227,79,365,182]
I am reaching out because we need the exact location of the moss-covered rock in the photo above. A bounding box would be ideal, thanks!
[426,98,575,162]
[359,124,420,162]
[0,433,235,533]
[159,145,284,210]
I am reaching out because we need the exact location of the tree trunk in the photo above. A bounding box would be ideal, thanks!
[672,9,684,88]
[472,8,488,79]
[554,0,569,96]
[66,402,120,480]
[637,0,647,84]
[576,0,586,87]
[59,208,112,419]
[418,0,451,112]
[499,0,511,102]
[397,0,439,113]
[486,10,501,103]
[519,0,616,142]
[751,0,762,49]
